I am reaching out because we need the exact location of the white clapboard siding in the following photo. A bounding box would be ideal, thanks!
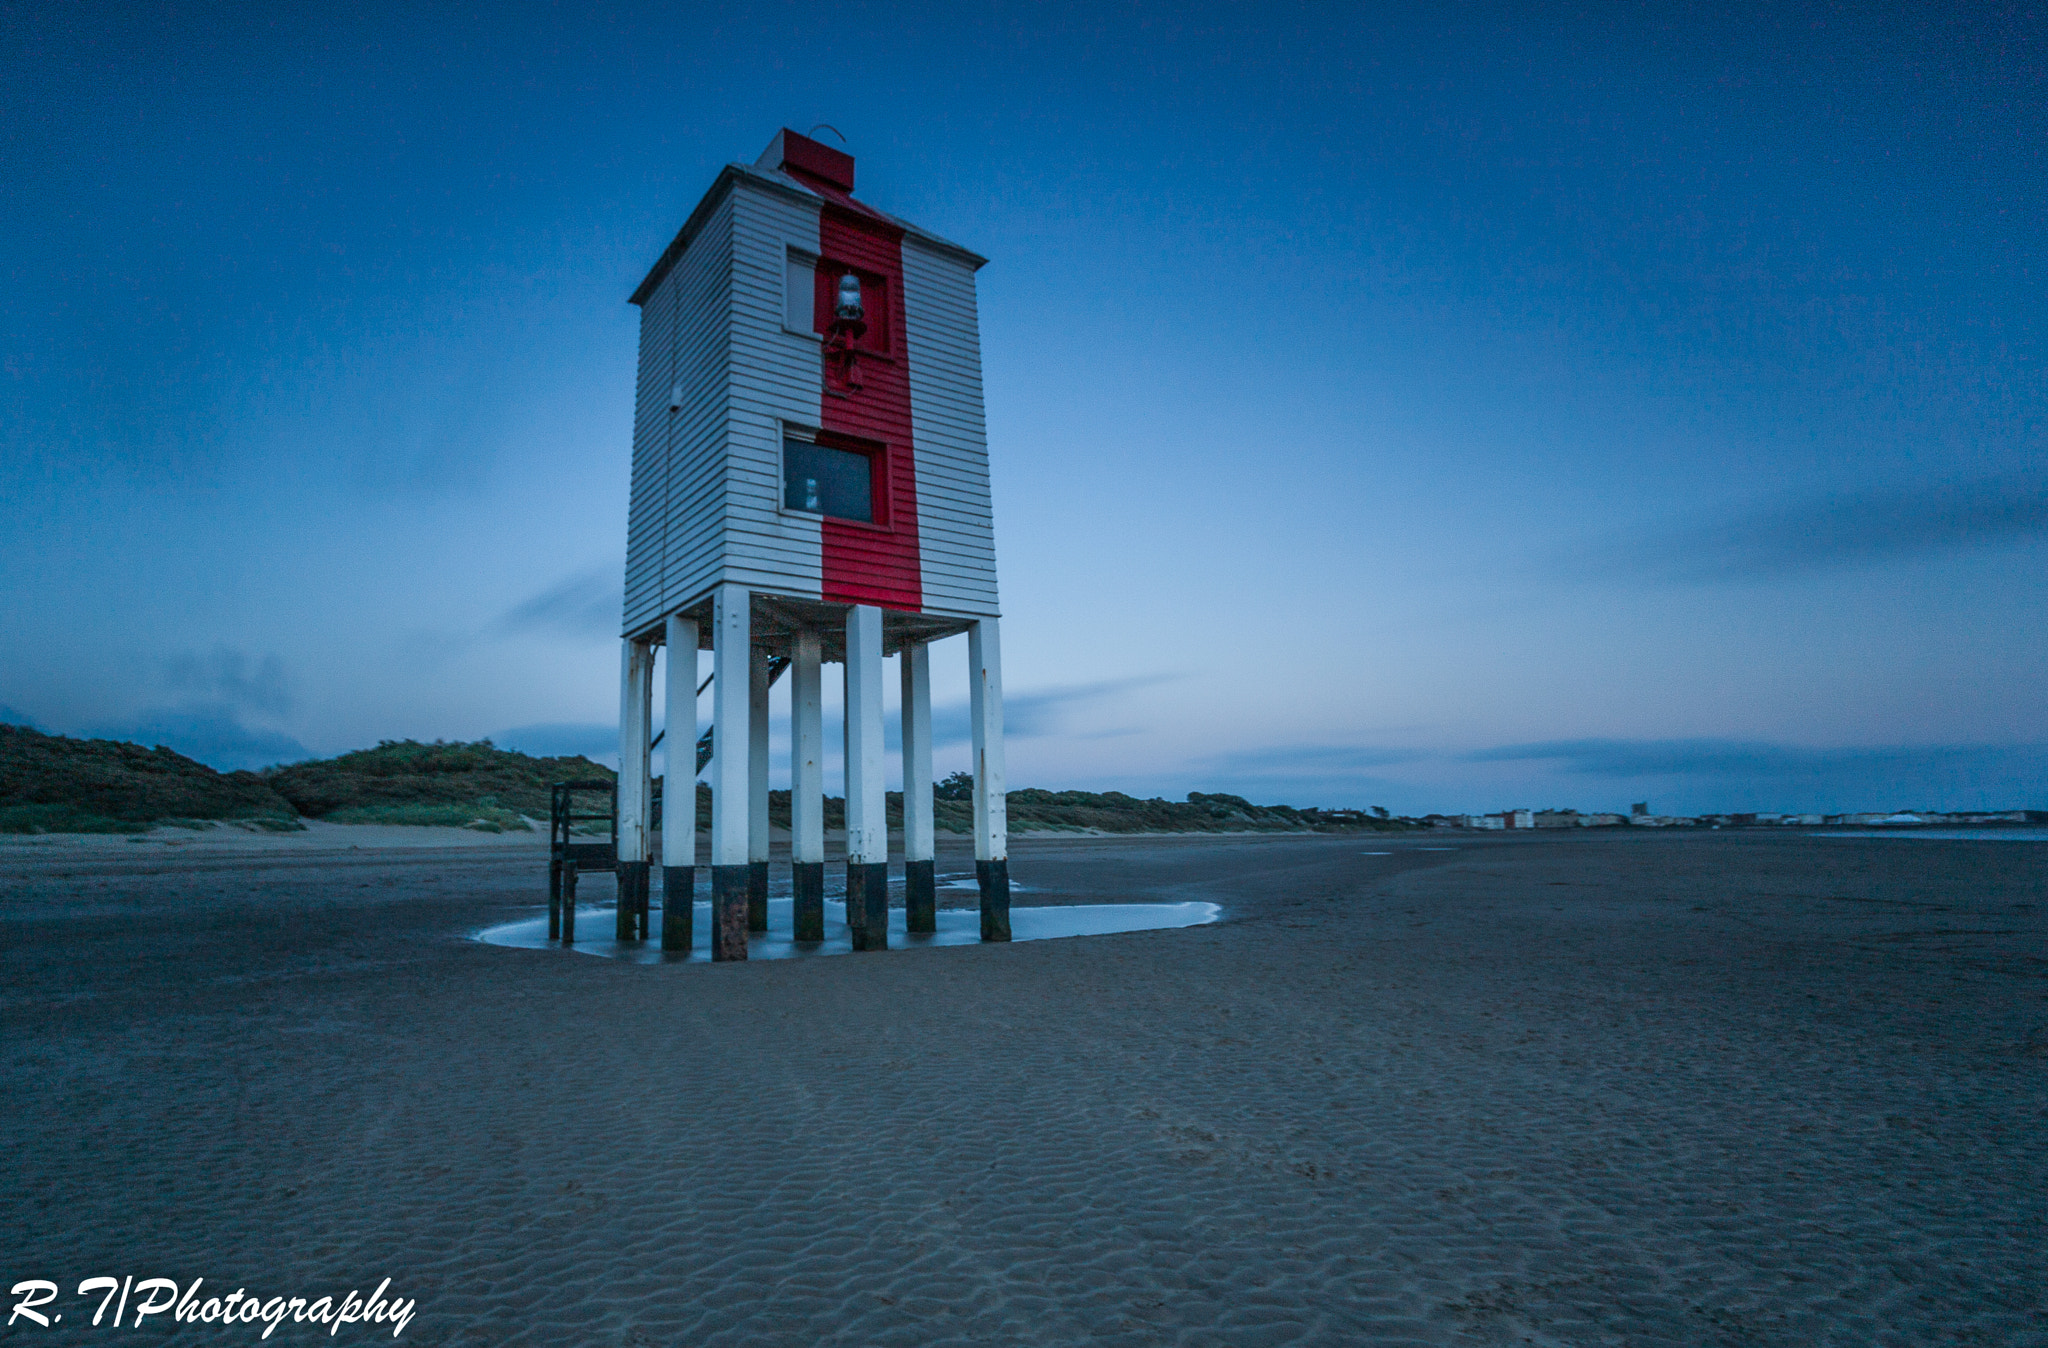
[656,191,736,619]
[719,181,824,602]
[624,191,736,635]
[901,237,1000,618]
[629,160,996,627]
[624,221,678,631]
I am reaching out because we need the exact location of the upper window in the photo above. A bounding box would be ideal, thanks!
[784,248,816,334]
[783,437,874,523]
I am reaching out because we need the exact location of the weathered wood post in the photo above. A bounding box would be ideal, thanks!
[560,858,579,944]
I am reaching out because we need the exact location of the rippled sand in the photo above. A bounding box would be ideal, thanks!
[3,829,2042,1344]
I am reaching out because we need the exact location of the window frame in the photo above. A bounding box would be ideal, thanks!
[783,246,822,339]
[778,423,891,529]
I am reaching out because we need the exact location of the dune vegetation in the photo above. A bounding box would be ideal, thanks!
[2,729,1403,836]
[263,739,613,832]
[0,724,300,833]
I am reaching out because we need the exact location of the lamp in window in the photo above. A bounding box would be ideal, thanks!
[824,271,868,392]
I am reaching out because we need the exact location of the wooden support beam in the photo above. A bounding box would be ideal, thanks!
[791,626,825,942]
[710,584,751,961]
[969,618,1010,941]
[618,636,655,942]
[662,612,699,953]
[901,639,935,933]
[845,604,889,950]
[748,639,771,932]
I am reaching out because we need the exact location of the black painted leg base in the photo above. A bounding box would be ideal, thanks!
[793,861,825,941]
[661,865,695,952]
[845,863,865,936]
[711,864,750,961]
[905,858,936,933]
[617,862,651,942]
[747,860,769,932]
[851,862,891,950]
[978,859,1011,942]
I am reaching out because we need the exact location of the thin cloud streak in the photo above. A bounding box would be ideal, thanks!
[1202,744,1428,778]
[929,674,1179,747]
[86,705,310,773]
[1465,737,2026,776]
[495,565,621,640]
[1569,475,2048,584]
[160,646,296,718]
[497,722,620,762]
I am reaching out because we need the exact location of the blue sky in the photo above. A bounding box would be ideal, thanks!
[2,0,2042,814]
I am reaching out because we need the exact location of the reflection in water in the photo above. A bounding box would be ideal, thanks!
[475,898,1222,964]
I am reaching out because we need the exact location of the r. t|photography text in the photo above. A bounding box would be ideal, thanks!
[8,1277,415,1338]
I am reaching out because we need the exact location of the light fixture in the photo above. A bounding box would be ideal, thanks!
[824,271,869,393]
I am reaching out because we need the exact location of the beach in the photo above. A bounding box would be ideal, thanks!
[3,828,2042,1345]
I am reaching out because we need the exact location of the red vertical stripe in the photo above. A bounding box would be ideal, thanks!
[814,210,922,612]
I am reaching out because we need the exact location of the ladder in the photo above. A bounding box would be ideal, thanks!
[647,656,789,777]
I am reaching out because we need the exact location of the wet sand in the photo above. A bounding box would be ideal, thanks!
[3,829,2043,1345]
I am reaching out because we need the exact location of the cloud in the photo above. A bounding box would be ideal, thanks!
[497,722,620,762]
[87,704,310,772]
[60,649,308,769]
[495,565,620,640]
[1169,743,1425,810]
[1572,475,2048,584]
[928,674,1177,746]
[1203,744,1427,777]
[1463,737,2045,811]
[161,646,295,717]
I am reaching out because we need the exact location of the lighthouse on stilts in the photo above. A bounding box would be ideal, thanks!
[614,128,1007,960]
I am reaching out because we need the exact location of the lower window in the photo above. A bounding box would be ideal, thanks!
[784,438,874,523]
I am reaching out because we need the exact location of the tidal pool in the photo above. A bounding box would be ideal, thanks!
[476,897,1222,963]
